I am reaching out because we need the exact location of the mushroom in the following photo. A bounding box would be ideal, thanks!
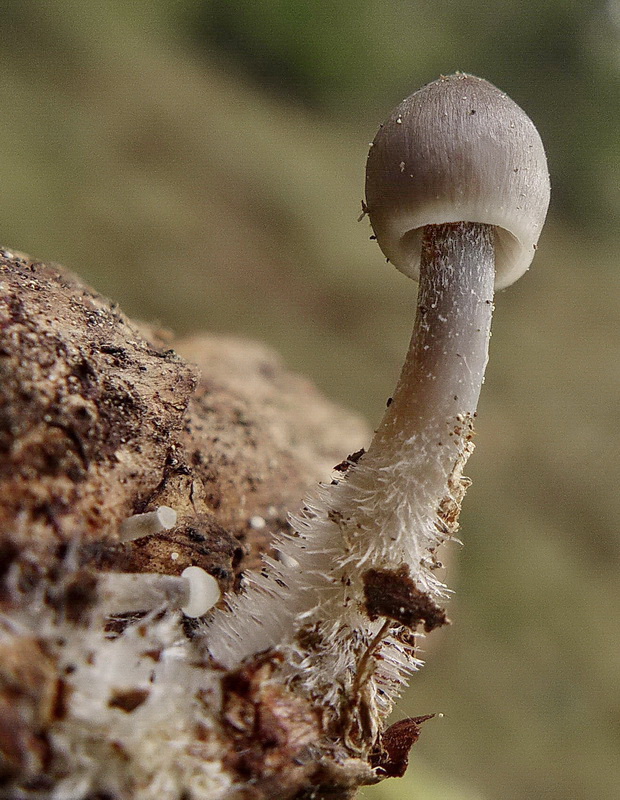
[118,506,178,542]
[98,566,221,618]
[206,74,549,724]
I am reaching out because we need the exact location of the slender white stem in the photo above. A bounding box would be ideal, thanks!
[368,221,495,512]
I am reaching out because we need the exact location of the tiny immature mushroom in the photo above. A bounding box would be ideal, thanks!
[98,566,220,618]
[118,506,178,542]
[103,507,221,618]
[207,73,549,741]
[180,566,222,618]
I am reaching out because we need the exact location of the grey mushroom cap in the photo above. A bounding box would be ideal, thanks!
[365,73,550,290]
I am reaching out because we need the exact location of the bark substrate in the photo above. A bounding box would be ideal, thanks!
[0,250,427,799]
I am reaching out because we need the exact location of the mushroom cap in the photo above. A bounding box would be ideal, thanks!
[181,566,221,617]
[365,73,550,290]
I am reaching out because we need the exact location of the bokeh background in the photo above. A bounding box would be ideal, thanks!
[1,1,619,798]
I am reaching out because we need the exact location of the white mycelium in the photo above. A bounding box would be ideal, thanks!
[1,567,231,800]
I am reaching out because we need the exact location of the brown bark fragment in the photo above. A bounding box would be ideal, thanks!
[0,636,58,781]
[0,252,196,554]
[370,715,435,778]
[363,564,449,632]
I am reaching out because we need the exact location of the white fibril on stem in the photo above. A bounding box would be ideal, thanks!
[206,74,549,718]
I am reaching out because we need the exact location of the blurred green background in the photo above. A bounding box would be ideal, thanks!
[1,1,619,798]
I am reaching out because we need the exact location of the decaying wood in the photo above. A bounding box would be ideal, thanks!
[0,249,366,553]
[0,249,428,799]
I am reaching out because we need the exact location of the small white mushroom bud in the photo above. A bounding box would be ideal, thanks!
[118,506,177,542]
[98,567,220,618]
[180,566,221,618]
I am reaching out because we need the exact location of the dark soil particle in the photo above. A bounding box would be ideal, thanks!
[332,448,366,473]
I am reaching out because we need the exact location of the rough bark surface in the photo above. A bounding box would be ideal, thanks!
[0,250,426,799]
[0,249,368,568]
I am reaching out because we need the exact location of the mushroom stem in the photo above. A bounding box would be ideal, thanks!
[97,572,190,616]
[204,227,495,721]
[204,226,495,669]
[370,221,494,477]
